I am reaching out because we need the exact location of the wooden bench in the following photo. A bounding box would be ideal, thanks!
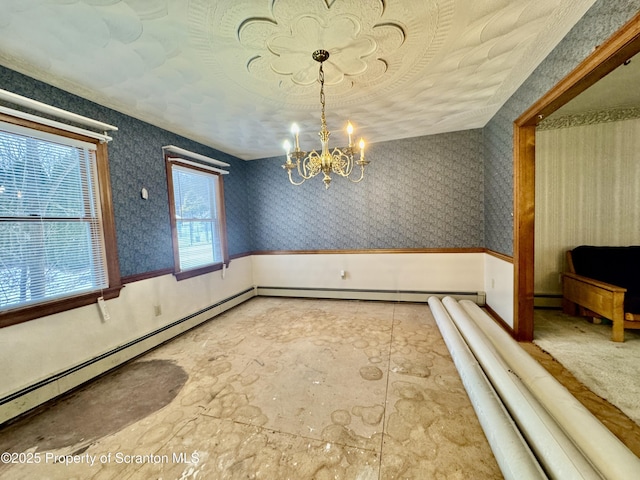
[562,246,640,342]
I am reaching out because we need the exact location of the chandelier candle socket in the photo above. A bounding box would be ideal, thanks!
[282,49,370,189]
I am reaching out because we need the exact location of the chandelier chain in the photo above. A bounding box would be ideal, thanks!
[319,62,326,126]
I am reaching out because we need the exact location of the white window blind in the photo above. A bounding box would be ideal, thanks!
[171,164,223,271]
[0,123,108,311]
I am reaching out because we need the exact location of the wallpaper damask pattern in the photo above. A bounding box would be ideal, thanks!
[0,66,251,278]
[482,0,640,256]
[3,0,637,276]
[247,130,484,251]
[0,62,484,277]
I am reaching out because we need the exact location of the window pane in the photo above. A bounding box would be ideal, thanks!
[0,123,108,312]
[173,168,215,220]
[176,220,222,269]
[0,131,87,218]
[169,162,226,276]
[0,220,106,308]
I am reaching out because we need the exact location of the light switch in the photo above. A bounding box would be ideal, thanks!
[141,187,148,200]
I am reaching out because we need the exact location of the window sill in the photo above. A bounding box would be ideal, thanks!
[174,262,225,281]
[0,284,124,328]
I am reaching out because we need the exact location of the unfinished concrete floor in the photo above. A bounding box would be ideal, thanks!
[0,297,502,479]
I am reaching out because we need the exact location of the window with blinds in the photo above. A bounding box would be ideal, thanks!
[167,160,228,279]
[0,122,108,312]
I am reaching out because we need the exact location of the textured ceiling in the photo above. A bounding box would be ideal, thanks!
[0,0,597,160]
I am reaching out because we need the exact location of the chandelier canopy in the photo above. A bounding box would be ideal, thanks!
[282,49,369,189]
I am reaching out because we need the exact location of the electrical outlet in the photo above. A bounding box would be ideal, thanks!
[154,304,162,316]
[491,278,495,289]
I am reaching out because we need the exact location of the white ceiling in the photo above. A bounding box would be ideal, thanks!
[0,0,597,160]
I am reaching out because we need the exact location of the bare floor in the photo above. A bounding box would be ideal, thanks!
[0,298,502,479]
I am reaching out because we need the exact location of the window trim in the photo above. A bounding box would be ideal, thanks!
[165,155,229,281]
[0,112,123,328]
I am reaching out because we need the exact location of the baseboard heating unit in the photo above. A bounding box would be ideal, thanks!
[0,287,255,425]
[256,286,486,305]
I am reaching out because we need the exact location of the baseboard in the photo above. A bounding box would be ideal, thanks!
[484,304,516,337]
[256,286,486,305]
[534,294,562,308]
[0,287,256,426]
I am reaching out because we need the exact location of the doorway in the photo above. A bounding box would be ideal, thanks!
[513,12,640,341]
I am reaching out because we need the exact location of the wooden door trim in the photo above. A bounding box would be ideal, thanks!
[513,12,640,341]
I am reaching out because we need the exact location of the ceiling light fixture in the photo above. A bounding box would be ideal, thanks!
[282,49,369,189]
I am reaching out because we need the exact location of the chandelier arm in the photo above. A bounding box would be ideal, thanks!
[287,169,307,186]
[344,159,354,176]
[301,156,314,178]
[346,165,366,183]
[297,158,308,178]
[329,149,354,177]
[292,150,313,180]
[294,167,313,181]
[298,151,321,179]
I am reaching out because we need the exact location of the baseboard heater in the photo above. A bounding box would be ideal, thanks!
[534,294,562,309]
[257,286,486,305]
[0,287,256,425]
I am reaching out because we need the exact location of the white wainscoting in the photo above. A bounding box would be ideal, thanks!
[484,253,514,328]
[252,252,486,302]
[2,251,511,424]
[0,256,254,424]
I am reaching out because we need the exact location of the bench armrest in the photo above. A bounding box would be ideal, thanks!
[562,272,627,293]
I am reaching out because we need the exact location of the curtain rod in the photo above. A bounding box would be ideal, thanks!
[0,106,113,143]
[0,88,118,133]
[167,157,229,175]
[163,145,230,168]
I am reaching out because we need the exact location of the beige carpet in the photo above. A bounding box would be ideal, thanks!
[534,309,640,426]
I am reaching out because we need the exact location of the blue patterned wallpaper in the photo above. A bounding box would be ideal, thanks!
[483,0,640,256]
[0,66,251,278]
[247,130,484,251]
[0,62,485,278]
[4,0,637,274]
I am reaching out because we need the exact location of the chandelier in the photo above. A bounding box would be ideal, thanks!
[282,49,369,189]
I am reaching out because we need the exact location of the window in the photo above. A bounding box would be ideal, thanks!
[166,157,228,280]
[0,114,122,327]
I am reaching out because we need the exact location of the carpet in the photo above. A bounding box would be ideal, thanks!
[534,309,640,426]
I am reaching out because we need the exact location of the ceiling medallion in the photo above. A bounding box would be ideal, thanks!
[282,50,369,189]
